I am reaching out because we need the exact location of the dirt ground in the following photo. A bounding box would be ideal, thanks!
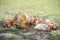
[0,27,58,40]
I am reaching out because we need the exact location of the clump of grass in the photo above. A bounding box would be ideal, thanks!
[48,31,60,40]
[0,27,16,32]
[57,25,60,29]
[0,33,21,40]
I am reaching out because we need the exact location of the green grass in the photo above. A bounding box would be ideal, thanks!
[0,27,16,32]
[0,33,21,40]
[48,31,60,40]
[0,0,60,19]
[0,0,60,15]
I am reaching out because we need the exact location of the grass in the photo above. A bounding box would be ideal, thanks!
[0,33,21,40]
[48,31,60,40]
[0,27,16,32]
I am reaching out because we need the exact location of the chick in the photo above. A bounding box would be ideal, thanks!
[31,16,37,26]
[36,18,46,24]
[14,13,26,25]
[18,20,30,29]
[3,20,15,27]
[45,19,57,30]
[34,23,50,32]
